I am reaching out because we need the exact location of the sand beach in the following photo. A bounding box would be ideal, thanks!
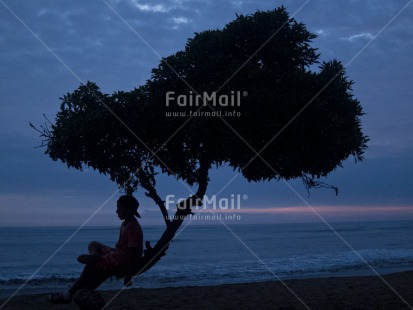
[1,270,412,309]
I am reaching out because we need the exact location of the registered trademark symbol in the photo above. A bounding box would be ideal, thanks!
[243,91,248,97]
[243,194,248,200]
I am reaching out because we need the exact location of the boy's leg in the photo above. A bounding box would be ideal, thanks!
[69,265,111,295]
[49,243,114,304]
[88,241,109,255]
[78,242,114,264]
[71,247,117,294]
[48,265,110,304]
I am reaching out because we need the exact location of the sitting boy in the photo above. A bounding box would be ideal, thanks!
[49,195,143,304]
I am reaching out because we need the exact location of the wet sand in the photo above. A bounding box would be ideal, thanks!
[1,270,413,309]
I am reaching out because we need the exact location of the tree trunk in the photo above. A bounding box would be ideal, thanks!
[132,159,211,276]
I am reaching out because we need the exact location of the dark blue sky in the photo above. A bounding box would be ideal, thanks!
[1,0,413,226]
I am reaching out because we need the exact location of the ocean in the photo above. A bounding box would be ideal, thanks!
[1,221,413,299]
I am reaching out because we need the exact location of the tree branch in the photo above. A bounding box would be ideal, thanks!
[29,114,53,148]
[134,158,212,275]
[302,174,338,196]
[144,185,170,227]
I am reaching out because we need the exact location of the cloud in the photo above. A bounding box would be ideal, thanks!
[1,0,413,226]
[170,16,191,29]
[130,0,172,13]
[231,0,243,8]
[342,32,374,42]
[172,16,190,24]
[315,29,328,37]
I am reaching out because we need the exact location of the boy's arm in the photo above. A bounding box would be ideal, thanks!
[126,222,143,257]
[123,247,138,286]
[125,247,139,261]
[123,222,143,286]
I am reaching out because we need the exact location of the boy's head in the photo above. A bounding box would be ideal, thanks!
[116,195,141,219]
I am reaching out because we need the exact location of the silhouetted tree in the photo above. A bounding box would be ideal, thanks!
[32,7,368,276]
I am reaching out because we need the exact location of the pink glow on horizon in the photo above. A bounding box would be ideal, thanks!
[196,205,413,215]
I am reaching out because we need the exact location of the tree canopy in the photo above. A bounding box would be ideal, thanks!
[33,6,368,274]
